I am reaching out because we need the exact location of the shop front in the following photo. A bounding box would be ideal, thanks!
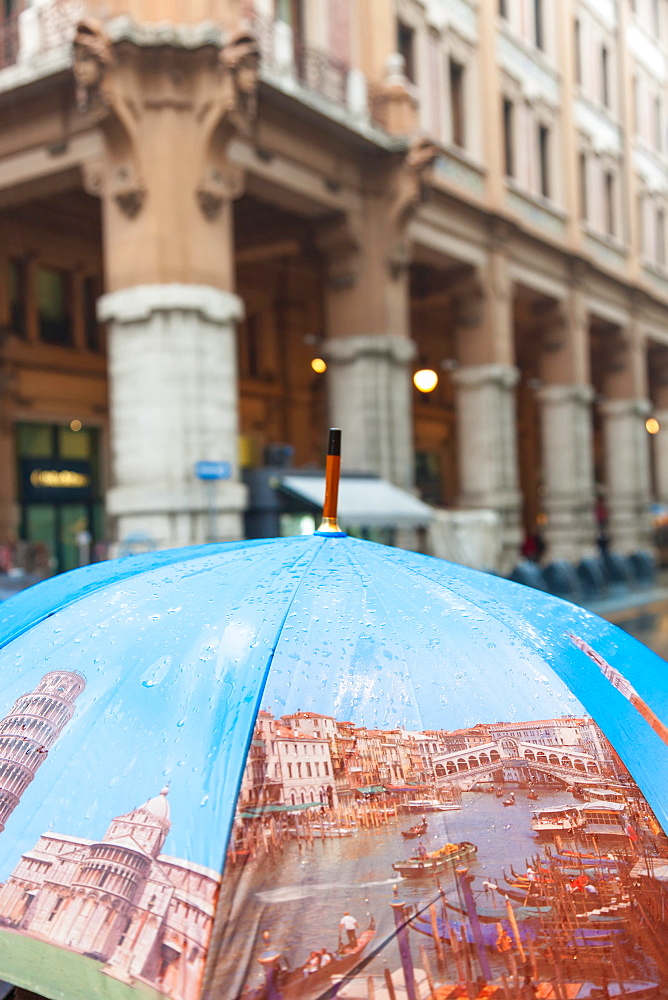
[16,422,104,575]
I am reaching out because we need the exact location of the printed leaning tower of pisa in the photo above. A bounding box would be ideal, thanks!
[0,671,86,831]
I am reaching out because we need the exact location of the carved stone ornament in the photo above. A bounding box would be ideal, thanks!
[220,31,261,134]
[392,136,439,233]
[196,164,244,220]
[112,164,146,219]
[455,280,486,329]
[72,18,113,113]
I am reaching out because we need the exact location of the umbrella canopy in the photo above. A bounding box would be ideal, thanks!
[0,534,666,1000]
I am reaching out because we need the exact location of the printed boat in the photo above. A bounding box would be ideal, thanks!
[392,841,477,877]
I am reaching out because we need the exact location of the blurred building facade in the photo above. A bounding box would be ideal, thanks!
[0,0,666,576]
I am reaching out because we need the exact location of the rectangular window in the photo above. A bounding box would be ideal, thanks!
[37,266,71,346]
[601,46,609,108]
[8,257,26,338]
[657,208,666,267]
[579,152,588,220]
[534,0,544,50]
[499,0,508,17]
[655,97,662,151]
[503,98,514,177]
[83,275,102,353]
[604,171,615,236]
[574,20,582,85]
[538,124,550,198]
[449,59,465,148]
[638,193,645,254]
[397,20,415,83]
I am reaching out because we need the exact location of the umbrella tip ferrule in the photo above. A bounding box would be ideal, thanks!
[316,428,344,535]
[316,517,345,536]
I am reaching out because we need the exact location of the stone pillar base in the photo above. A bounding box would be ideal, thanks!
[600,398,653,554]
[537,384,597,563]
[99,284,246,550]
[452,364,522,574]
[653,408,668,505]
[323,334,417,489]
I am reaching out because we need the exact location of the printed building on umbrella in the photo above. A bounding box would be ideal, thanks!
[0,670,86,832]
[250,711,337,809]
[0,787,218,1000]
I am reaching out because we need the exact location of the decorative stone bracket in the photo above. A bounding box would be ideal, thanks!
[317,135,438,290]
[72,19,260,222]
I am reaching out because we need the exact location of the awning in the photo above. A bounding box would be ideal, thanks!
[355,785,386,795]
[279,475,434,529]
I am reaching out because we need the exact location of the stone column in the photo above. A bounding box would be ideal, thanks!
[324,334,416,488]
[451,242,522,573]
[654,407,668,504]
[650,360,668,505]
[320,139,438,492]
[598,316,652,555]
[600,398,652,554]
[452,364,521,573]
[72,21,259,549]
[535,288,597,562]
[0,370,15,553]
[99,285,246,547]
[536,385,596,562]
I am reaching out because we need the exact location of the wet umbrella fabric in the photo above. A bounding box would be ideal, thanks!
[0,533,664,1000]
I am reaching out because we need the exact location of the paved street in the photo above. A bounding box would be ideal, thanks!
[585,580,668,661]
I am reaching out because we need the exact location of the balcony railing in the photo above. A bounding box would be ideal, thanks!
[39,0,88,54]
[0,12,19,70]
[248,11,368,123]
[2,1,371,128]
[294,41,348,106]
[0,0,91,72]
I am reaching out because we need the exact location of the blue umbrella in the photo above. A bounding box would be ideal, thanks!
[0,450,666,999]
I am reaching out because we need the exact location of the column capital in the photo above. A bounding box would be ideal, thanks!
[536,383,595,406]
[73,19,259,289]
[322,334,417,364]
[599,398,652,419]
[452,363,519,390]
[98,284,244,325]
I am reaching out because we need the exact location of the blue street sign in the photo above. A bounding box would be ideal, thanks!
[194,460,232,481]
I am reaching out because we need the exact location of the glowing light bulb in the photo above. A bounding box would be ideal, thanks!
[311,358,327,374]
[646,417,660,435]
[413,369,439,393]
[69,419,82,432]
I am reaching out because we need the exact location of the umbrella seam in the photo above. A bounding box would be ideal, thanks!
[204,535,332,992]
